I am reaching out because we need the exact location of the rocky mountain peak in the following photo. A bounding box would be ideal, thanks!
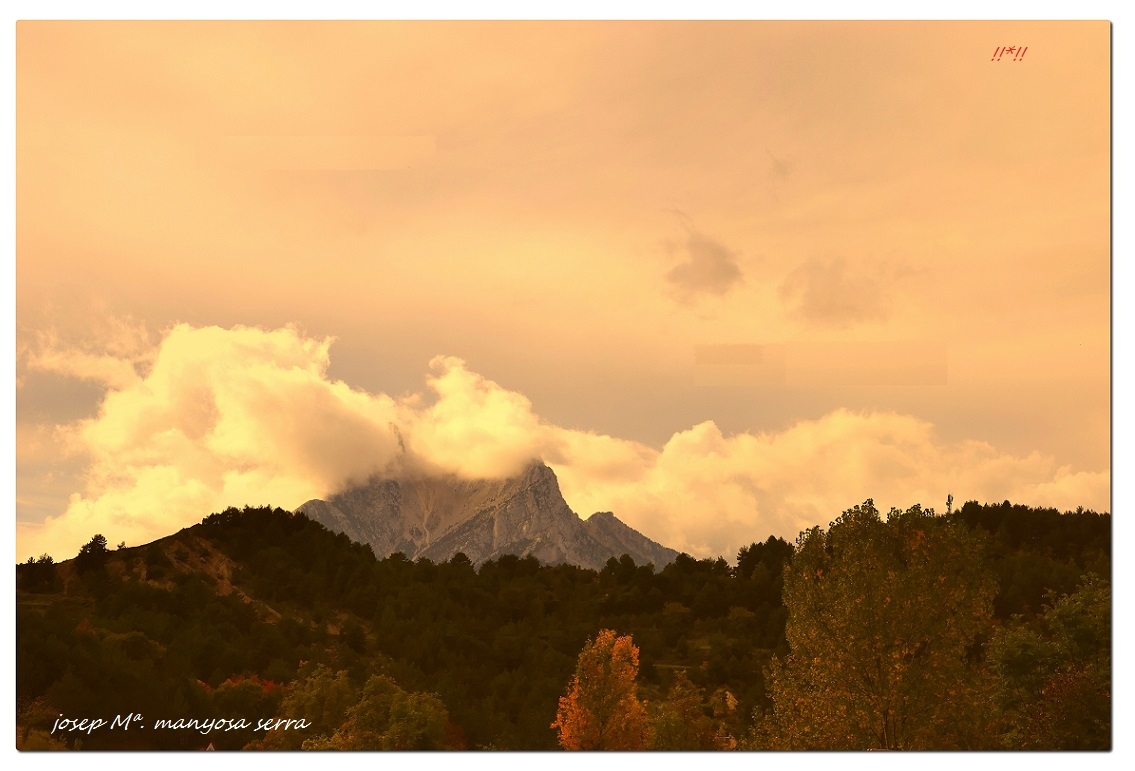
[296,461,676,570]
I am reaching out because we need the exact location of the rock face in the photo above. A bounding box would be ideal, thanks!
[296,462,677,570]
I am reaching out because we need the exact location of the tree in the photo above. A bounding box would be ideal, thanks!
[206,675,282,750]
[378,689,451,750]
[759,500,997,750]
[989,574,1110,750]
[306,674,452,750]
[17,696,61,745]
[341,617,367,654]
[18,554,57,593]
[648,671,728,750]
[254,664,357,750]
[76,534,110,573]
[79,534,108,556]
[551,629,649,750]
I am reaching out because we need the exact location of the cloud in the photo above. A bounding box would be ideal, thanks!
[664,231,744,302]
[550,412,1110,559]
[21,324,402,560]
[25,315,155,389]
[16,323,1110,563]
[779,256,893,328]
[17,325,556,560]
[402,355,552,479]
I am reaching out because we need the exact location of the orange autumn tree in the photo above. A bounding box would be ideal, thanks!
[551,629,649,750]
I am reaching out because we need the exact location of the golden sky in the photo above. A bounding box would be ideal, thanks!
[15,21,1111,561]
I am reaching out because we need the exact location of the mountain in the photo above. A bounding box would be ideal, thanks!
[296,461,677,570]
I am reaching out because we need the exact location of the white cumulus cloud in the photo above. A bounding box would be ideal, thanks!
[16,323,1110,563]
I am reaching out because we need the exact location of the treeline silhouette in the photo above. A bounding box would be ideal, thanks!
[16,499,1109,750]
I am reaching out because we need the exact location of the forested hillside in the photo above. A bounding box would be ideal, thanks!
[16,499,1109,750]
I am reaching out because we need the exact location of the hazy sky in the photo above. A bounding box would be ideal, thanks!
[15,20,1111,562]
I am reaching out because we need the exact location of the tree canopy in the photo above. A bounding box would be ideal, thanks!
[989,574,1110,750]
[760,500,997,750]
[16,502,1109,750]
[552,629,649,749]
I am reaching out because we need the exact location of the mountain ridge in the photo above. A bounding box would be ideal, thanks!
[297,461,677,570]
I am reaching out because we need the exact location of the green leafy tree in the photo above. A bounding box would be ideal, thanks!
[989,574,1110,750]
[648,671,728,750]
[760,500,997,750]
[310,675,452,750]
[255,664,357,750]
[380,690,452,750]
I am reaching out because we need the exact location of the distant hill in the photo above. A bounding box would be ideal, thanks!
[297,461,678,570]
